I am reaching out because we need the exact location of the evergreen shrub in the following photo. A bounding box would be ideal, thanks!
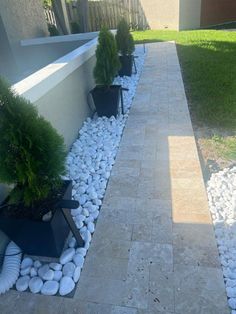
[93,28,120,87]
[0,79,66,206]
[116,18,135,56]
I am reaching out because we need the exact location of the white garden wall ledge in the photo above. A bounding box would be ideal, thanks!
[20,31,100,46]
[13,37,97,103]
[12,37,98,149]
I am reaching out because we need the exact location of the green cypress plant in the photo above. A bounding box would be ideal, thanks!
[116,18,135,56]
[93,27,120,87]
[0,78,66,207]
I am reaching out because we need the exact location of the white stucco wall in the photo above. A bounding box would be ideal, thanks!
[13,37,97,149]
[179,0,201,30]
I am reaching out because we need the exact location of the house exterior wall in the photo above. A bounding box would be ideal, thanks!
[201,0,236,27]
[139,0,179,30]
[0,0,48,47]
[179,0,201,30]
[0,0,48,79]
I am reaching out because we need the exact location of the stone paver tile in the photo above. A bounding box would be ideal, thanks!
[132,223,152,242]
[137,178,171,200]
[129,241,173,272]
[122,276,149,310]
[173,212,212,224]
[0,291,48,314]
[144,199,172,217]
[172,197,210,215]
[105,176,138,198]
[82,255,129,280]
[173,245,220,268]
[101,206,153,225]
[114,159,141,169]
[137,310,174,314]
[169,160,202,179]
[102,196,136,210]
[171,176,205,188]
[152,214,173,244]
[89,237,131,259]
[173,223,217,248]
[94,221,133,242]
[171,185,208,203]
[174,265,230,314]
[61,300,112,314]
[111,305,138,314]
[111,166,140,178]
[76,276,126,306]
[149,267,174,313]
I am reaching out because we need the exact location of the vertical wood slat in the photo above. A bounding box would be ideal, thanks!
[64,0,148,32]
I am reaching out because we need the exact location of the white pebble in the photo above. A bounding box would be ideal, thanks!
[59,276,75,296]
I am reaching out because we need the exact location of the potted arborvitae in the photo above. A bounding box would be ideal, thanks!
[116,18,135,77]
[0,79,81,257]
[91,27,121,118]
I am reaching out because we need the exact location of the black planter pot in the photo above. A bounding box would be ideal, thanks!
[118,55,133,77]
[91,85,121,118]
[0,180,75,258]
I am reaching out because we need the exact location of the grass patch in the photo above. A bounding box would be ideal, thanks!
[133,30,236,129]
[211,135,236,160]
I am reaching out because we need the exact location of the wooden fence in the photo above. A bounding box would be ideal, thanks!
[66,0,149,32]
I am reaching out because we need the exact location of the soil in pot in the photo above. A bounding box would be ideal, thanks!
[0,181,74,257]
[1,181,68,221]
[91,85,121,118]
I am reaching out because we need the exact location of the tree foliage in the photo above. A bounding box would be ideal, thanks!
[0,79,66,206]
[116,18,135,56]
[93,28,120,87]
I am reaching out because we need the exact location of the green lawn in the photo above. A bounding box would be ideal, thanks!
[133,30,236,130]
[133,29,236,162]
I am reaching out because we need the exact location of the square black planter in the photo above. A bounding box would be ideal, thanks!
[118,55,133,77]
[91,85,121,118]
[0,180,74,258]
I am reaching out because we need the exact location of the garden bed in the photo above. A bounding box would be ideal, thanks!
[13,45,145,297]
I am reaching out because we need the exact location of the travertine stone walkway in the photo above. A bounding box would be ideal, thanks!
[0,43,229,314]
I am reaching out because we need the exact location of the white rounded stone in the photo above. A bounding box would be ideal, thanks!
[29,277,43,293]
[73,254,85,268]
[76,247,87,257]
[87,222,95,233]
[30,267,38,277]
[53,270,63,281]
[59,248,75,265]
[20,266,31,276]
[34,260,42,269]
[73,267,81,283]
[62,262,76,277]
[68,237,76,248]
[59,276,75,296]
[49,263,62,271]
[41,281,59,296]
[16,275,30,292]
[21,257,33,269]
[38,265,54,281]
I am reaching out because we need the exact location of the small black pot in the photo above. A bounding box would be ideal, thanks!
[91,85,121,118]
[118,55,133,77]
[0,180,73,257]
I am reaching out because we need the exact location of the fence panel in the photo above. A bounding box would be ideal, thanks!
[66,0,148,32]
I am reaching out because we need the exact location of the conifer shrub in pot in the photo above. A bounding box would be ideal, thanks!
[91,28,121,118]
[116,18,135,77]
[0,79,78,257]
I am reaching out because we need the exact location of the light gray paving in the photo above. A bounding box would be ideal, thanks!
[0,42,229,314]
